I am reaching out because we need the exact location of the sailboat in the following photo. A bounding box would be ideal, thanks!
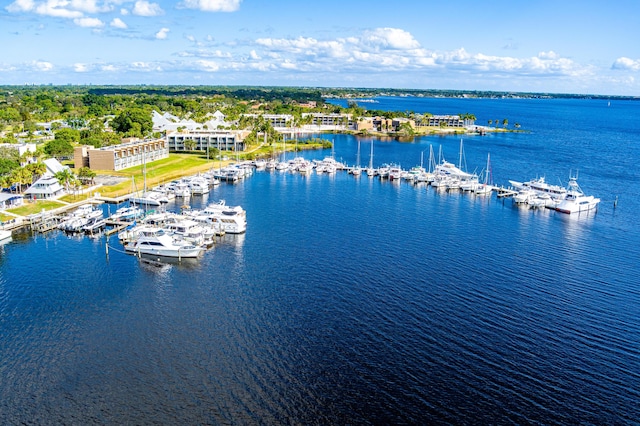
[130,152,169,206]
[351,140,362,176]
[475,153,494,195]
[365,140,376,177]
[275,134,288,171]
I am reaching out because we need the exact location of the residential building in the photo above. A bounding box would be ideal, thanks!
[419,115,466,128]
[0,143,37,165]
[0,193,23,210]
[74,138,168,171]
[302,113,353,128]
[166,130,248,153]
[243,114,293,129]
[152,110,229,133]
[23,174,65,200]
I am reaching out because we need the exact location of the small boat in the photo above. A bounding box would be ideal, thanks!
[0,229,12,243]
[555,176,600,214]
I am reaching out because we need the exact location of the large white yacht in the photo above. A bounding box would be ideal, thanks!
[125,227,203,258]
[555,177,600,214]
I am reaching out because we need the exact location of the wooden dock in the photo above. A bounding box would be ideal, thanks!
[495,186,518,198]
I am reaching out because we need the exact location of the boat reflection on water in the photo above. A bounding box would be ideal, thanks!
[136,252,202,269]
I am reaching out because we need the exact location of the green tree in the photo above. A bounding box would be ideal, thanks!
[77,166,96,185]
[184,139,197,151]
[25,162,47,182]
[502,118,508,128]
[111,107,153,137]
[54,127,81,144]
[43,138,74,158]
[0,158,19,175]
[54,168,76,192]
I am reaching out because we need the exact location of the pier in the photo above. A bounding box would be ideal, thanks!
[495,186,518,198]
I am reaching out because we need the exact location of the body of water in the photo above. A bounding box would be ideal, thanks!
[1,97,639,424]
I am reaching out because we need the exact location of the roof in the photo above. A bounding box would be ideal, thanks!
[0,192,22,202]
[43,158,68,175]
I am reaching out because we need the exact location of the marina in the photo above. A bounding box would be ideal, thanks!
[1,97,639,424]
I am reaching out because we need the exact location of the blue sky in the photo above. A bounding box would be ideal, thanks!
[2,0,640,95]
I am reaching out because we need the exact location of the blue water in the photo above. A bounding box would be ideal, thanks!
[1,98,639,424]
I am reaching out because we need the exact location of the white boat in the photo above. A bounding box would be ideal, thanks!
[82,216,107,234]
[125,227,203,258]
[198,200,247,234]
[173,181,191,198]
[513,188,537,204]
[165,218,206,246]
[388,164,404,181]
[555,176,600,214]
[474,153,494,195]
[0,229,12,243]
[188,176,210,195]
[130,190,168,206]
[58,205,104,232]
[109,206,144,222]
[508,176,567,200]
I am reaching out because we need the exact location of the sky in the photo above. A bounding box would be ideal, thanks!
[2,0,640,96]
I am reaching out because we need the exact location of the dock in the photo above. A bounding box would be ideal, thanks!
[495,186,518,198]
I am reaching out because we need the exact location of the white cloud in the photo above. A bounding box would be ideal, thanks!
[101,64,117,71]
[74,17,104,27]
[130,61,161,71]
[74,63,89,72]
[155,27,169,40]
[6,0,35,13]
[110,17,127,28]
[132,0,163,16]
[180,0,241,12]
[68,0,110,14]
[361,28,420,50]
[249,50,260,60]
[612,57,640,71]
[252,29,589,77]
[7,0,112,18]
[196,60,220,72]
[120,7,128,15]
[32,61,53,71]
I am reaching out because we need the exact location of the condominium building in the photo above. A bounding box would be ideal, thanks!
[74,138,168,171]
[166,130,248,152]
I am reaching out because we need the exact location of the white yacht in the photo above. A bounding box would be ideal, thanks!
[130,190,168,206]
[125,227,203,258]
[508,176,567,200]
[555,176,600,214]
[109,206,144,222]
[188,176,210,195]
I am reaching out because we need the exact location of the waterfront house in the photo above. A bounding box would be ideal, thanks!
[23,174,65,200]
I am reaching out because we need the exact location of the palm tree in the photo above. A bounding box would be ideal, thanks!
[488,119,493,127]
[502,118,509,128]
[55,169,76,193]
[77,167,96,185]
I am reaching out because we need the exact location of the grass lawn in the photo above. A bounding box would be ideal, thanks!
[93,153,217,198]
[8,200,67,217]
